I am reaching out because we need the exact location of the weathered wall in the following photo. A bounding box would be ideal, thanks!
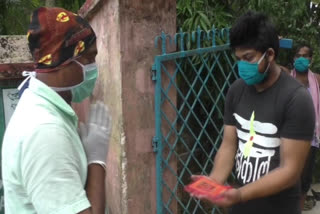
[82,0,124,213]
[119,0,176,213]
[0,36,33,79]
[0,36,32,64]
[81,0,176,213]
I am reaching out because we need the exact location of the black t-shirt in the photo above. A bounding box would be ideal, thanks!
[224,72,315,214]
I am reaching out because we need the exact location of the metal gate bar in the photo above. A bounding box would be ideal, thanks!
[152,27,237,214]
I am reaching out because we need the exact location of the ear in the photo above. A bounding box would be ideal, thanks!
[266,48,275,63]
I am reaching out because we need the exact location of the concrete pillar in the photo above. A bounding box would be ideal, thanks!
[80,0,176,213]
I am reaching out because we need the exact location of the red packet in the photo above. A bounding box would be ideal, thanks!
[184,176,231,200]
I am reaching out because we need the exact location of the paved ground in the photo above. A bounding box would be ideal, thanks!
[302,183,320,214]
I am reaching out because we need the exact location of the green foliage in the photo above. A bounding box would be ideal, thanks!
[55,0,85,13]
[177,0,320,71]
[248,0,320,71]
[0,0,41,35]
[177,0,232,32]
[0,0,86,35]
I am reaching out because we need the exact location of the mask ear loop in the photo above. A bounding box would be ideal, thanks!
[264,62,271,75]
[257,51,267,64]
[18,71,37,91]
[257,50,271,75]
[73,60,87,82]
[262,51,271,76]
[50,60,87,92]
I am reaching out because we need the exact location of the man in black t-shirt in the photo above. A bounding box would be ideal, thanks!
[189,11,315,214]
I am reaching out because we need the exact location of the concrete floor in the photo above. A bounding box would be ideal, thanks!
[302,184,320,214]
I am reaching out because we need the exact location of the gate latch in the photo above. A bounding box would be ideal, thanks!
[151,64,156,81]
[152,136,159,152]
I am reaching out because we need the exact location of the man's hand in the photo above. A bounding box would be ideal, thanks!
[208,125,238,184]
[190,174,223,184]
[79,102,111,167]
[188,175,241,207]
[207,188,241,207]
[191,186,241,207]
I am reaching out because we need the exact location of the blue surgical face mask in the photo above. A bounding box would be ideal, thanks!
[52,61,98,103]
[237,52,270,85]
[294,57,310,73]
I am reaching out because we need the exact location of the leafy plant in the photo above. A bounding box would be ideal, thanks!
[177,0,233,32]
[0,0,86,35]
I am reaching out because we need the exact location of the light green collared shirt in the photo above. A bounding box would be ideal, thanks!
[2,77,90,214]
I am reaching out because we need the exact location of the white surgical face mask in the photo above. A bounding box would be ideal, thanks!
[51,60,98,102]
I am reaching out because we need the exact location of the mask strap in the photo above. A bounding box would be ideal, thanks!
[72,60,88,80]
[73,60,97,71]
[73,60,84,68]
[257,51,267,64]
[258,51,270,75]
[50,78,84,92]
[51,80,84,92]
[263,62,271,75]
[18,71,37,91]
[51,60,93,92]
[51,85,74,92]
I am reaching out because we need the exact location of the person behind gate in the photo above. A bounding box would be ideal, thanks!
[1,7,111,214]
[287,44,320,211]
[188,11,315,214]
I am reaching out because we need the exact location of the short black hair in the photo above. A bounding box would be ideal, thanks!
[230,11,279,58]
[296,44,313,58]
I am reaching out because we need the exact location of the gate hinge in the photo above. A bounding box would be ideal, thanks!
[151,64,157,81]
[152,136,159,152]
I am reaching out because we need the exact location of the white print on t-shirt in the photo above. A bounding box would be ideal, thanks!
[233,113,280,184]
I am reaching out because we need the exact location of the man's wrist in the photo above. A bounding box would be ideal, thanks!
[208,173,224,184]
[88,160,106,171]
[238,187,249,203]
[237,188,243,203]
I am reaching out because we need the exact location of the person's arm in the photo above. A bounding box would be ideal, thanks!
[79,165,106,214]
[207,138,310,207]
[21,103,110,214]
[209,125,238,184]
[78,102,111,214]
[22,125,92,214]
[209,81,239,183]
[189,81,240,199]
[206,87,315,207]
[239,138,310,201]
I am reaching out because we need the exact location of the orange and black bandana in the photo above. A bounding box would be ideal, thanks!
[27,7,96,72]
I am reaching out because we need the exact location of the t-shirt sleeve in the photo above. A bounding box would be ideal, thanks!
[280,87,315,141]
[21,124,90,214]
[224,81,238,126]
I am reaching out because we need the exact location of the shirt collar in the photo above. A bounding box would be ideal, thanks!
[27,77,78,125]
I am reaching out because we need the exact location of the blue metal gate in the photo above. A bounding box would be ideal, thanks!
[152,27,238,214]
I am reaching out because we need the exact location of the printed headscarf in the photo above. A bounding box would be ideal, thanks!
[27,7,96,72]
